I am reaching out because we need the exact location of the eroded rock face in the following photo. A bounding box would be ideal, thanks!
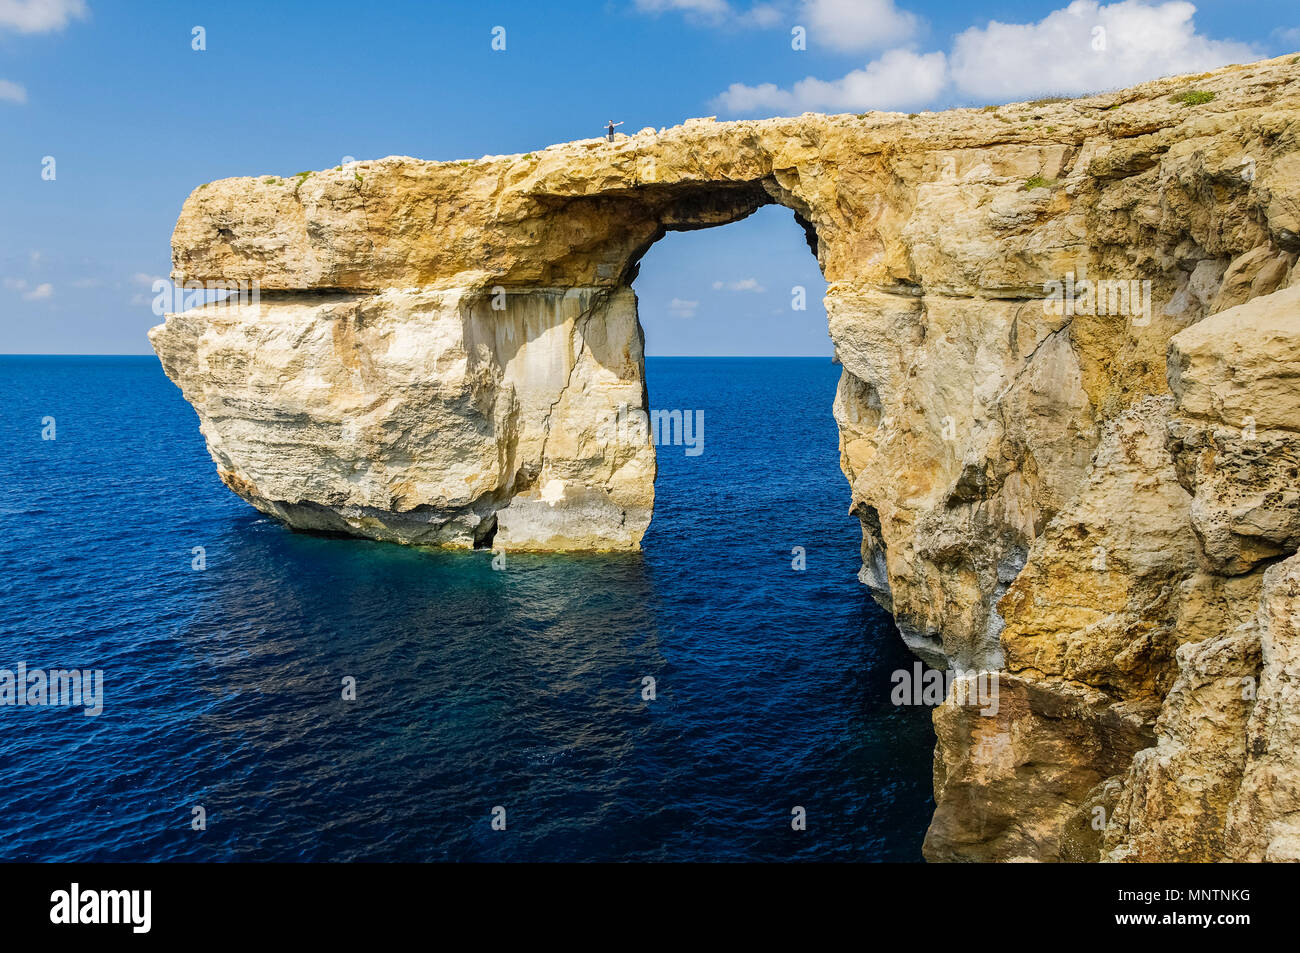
[152,286,654,549]
[152,54,1300,860]
[1225,552,1300,861]
[1168,284,1300,574]
[927,280,1300,862]
[1097,283,1300,864]
[927,673,1155,863]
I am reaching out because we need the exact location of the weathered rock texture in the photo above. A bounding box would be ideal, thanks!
[152,55,1300,861]
[152,286,653,549]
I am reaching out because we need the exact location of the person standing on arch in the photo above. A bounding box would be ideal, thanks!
[605,120,624,142]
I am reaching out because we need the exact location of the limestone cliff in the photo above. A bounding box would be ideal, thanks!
[151,54,1300,861]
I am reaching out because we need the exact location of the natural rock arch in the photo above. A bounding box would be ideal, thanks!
[153,56,1300,862]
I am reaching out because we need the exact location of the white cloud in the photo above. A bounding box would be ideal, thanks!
[714,48,948,115]
[4,277,27,290]
[747,4,782,28]
[713,1,1258,117]
[635,0,783,27]
[712,278,767,292]
[669,297,699,317]
[0,2,88,103]
[801,0,919,52]
[950,1,1259,101]
[636,0,914,41]
[635,0,731,18]
[22,282,53,300]
[1274,27,1300,48]
[128,273,165,306]
[0,0,87,33]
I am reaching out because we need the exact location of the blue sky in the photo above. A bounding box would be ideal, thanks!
[1,0,1296,355]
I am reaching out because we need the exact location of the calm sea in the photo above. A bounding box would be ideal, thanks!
[0,355,933,861]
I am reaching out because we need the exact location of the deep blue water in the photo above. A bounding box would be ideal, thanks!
[0,355,933,862]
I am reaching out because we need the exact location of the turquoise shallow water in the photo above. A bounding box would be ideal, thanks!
[0,355,934,861]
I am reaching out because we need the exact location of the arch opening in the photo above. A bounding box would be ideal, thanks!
[617,204,937,856]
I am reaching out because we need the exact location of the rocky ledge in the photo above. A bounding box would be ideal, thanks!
[152,54,1300,861]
